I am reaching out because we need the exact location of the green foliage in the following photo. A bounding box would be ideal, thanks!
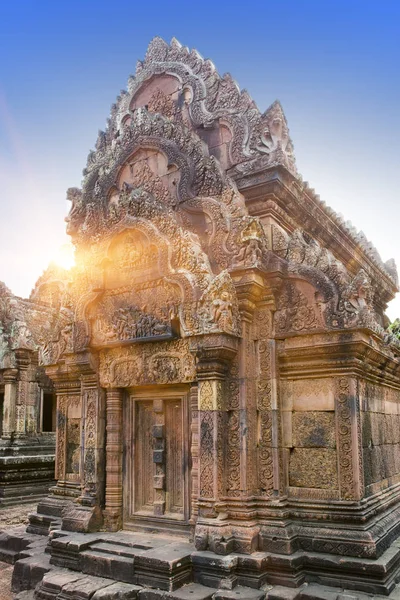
[388,318,400,340]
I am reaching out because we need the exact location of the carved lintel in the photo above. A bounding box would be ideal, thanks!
[189,333,239,380]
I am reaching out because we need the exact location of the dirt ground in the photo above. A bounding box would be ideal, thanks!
[0,561,13,600]
[0,503,36,530]
[0,503,38,600]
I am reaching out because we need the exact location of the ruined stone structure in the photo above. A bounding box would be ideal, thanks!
[0,283,56,506]
[3,37,400,598]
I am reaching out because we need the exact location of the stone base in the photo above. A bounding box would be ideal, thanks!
[0,438,55,507]
[194,520,260,555]
[258,490,400,560]
[3,527,400,598]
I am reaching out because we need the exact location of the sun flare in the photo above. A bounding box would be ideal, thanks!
[52,242,75,270]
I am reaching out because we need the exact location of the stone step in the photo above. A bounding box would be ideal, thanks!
[0,528,41,564]
[213,587,265,600]
[91,582,143,600]
[89,542,146,559]
[50,532,104,570]
[11,552,52,593]
[14,591,36,600]
[0,546,20,563]
[57,575,123,599]
[134,541,193,591]
[137,582,216,600]
[26,512,62,536]
[35,569,142,600]
[80,549,136,584]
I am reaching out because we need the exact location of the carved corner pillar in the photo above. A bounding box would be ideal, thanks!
[232,271,267,498]
[104,387,123,531]
[2,368,18,438]
[190,333,245,554]
[335,376,364,501]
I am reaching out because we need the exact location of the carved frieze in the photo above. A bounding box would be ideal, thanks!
[99,339,196,388]
[274,282,321,335]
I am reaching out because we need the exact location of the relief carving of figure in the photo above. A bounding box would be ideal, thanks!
[344,269,371,313]
[211,292,233,331]
[232,217,267,268]
[233,238,263,267]
[65,188,85,237]
[197,271,240,335]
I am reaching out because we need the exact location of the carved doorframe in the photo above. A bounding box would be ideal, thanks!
[123,384,191,532]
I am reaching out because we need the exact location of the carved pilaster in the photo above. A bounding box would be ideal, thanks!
[233,274,270,498]
[335,376,364,501]
[79,380,106,508]
[2,368,18,437]
[190,333,256,554]
[190,383,199,520]
[104,387,123,531]
[54,392,82,497]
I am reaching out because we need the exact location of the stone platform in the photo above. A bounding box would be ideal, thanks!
[4,528,400,600]
[0,438,55,508]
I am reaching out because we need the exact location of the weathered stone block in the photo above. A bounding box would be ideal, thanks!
[92,582,142,600]
[292,412,335,448]
[289,448,338,489]
[362,413,372,448]
[138,583,216,600]
[290,379,335,412]
[58,575,115,599]
[370,446,384,484]
[214,585,265,600]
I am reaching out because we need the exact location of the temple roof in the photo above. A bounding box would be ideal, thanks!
[78,36,396,291]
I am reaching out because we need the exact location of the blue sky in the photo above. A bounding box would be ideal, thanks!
[1,0,399,317]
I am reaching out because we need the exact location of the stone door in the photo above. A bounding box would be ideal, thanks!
[123,387,190,531]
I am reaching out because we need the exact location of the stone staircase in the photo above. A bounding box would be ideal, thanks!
[5,528,400,600]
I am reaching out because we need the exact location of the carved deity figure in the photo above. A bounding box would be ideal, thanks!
[65,188,84,236]
[234,238,263,267]
[344,269,372,313]
[211,291,233,331]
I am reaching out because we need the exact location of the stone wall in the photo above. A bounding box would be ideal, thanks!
[361,381,400,495]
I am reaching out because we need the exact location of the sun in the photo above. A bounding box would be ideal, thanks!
[52,242,76,270]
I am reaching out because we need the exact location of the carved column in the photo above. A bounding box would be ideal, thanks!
[16,349,39,436]
[190,333,239,554]
[2,368,17,437]
[104,387,123,531]
[13,350,29,437]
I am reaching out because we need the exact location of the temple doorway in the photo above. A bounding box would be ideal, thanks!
[123,386,191,533]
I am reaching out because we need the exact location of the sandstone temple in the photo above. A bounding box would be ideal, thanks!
[1,37,400,600]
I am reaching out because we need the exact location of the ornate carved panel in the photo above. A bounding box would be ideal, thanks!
[56,395,81,482]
